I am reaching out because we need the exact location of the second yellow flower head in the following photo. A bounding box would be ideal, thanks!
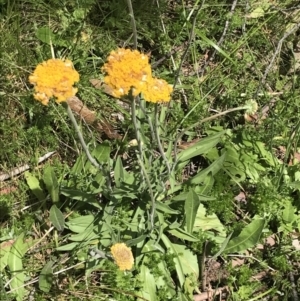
[102,48,172,103]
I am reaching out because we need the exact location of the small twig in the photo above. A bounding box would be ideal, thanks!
[209,0,238,62]
[289,270,299,301]
[193,286,229,301]
[226,254,275,271]
[257,22,300,93]
[155,0,190,107]
[199,0,238,76]
[0,151,56,181]
[173,3,203,88]
[201,241,208,291]
[126,0,137,49]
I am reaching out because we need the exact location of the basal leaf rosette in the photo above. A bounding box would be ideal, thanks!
[102,48,152,98]
[110,243,134,271]
[29,59,79,105]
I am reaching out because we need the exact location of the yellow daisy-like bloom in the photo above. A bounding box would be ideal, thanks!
[102,48,152,98]
[142,77,173,103]
[110,243,134,271]
[29,59,79,105]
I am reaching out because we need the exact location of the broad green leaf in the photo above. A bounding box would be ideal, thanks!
[24,171,46,201]
[60,188,102,209]
[70,153,86,175]
[68,226,99,242]
[172,244,199,279]
[141,239,165,253]
[177,291,191,301]
[39,260,54,292]
[184,189,201,234]
[156,261,176,298]
[66,215,94,233]
[211,232,233,259]
[224,218,265,253]
[126,235,148,248]
[138,264,157,301]
[49,205,65,231]
[114,156,124,188]
[282,201,295,224]
[196,173,214,195]
[0,241,12,271]
[43,166,59,203]
[36,27,56,44]
[168,228,199,242]
[156,201,179,214]
[289,181,300,190]
[188,152,226,185]
[177,131,225,163]
[7,234,26,301]
[172,192,215,202]
[161,234,185,287]
[92,142,110,163]
[248,7,264,18]
[56,242,79,251]
[194,204,226,235]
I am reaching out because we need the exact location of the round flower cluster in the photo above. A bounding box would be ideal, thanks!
[29,59,79,105]
[110,243,134,271]
[102,48,172,103]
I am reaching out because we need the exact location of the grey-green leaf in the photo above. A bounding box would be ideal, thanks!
[7,234,26,301]
[24,171,46,201]
[49,205,65,231]
[36,27,56,45]
[39,260,54,292]
[188,152,226,185]
[43,166,59,203]
[184,189,201,234]
[177,131,225,163]
[224,218,265,253]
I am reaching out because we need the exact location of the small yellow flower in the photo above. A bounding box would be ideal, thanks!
[142,77,173,103]
[110,243,134,271]
[102,48,152,98]
[29,58,79,105]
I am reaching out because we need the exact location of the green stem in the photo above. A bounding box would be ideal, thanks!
[131,97,144,164]
[138,158,156,229]
[155,104,171,175]
[126,0,137,49]
[131,97,156,228]
[66,104,112,190]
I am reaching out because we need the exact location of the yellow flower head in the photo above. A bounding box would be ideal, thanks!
[110,243,134,271]
[102,48,152,98]
[142,77,173,103]
[29,59,79,105]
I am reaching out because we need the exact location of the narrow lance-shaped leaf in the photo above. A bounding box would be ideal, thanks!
[43,166,59,203]
[161,234,185,287]
[177,131,225,163]
[184,189,201,234]
[39,260,54,292]
[49,205,65,231]
[188,152,226,185]
[224,218,265,253]
[24,171,46,201]
[7,234,26,301]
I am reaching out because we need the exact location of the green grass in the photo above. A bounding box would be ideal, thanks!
[2,0,300,300]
